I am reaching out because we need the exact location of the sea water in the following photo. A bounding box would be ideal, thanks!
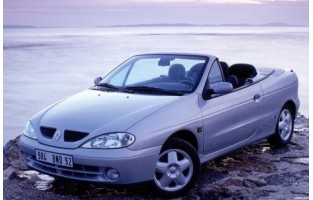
[3,26,309,144]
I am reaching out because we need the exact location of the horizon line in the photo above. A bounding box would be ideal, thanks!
[3,22,308,29]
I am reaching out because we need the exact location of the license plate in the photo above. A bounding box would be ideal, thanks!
[36,149,73,168]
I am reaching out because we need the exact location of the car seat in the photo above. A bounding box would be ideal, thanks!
[187,63,204,82]
[220,61,239,88]
[228,63,257,87]
[168,64,186,81]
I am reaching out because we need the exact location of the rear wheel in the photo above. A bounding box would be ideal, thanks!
[268,105,294,146]
[151,138,200,198]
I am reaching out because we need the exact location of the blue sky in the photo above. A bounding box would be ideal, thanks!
[4,0,309,27]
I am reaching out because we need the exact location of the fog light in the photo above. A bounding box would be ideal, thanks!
[106,168,120,181]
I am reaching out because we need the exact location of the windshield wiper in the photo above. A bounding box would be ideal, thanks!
[125,86,184,96]
[95,83,133,93]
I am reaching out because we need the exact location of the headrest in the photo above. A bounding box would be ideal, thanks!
[168,64,186,80]
[229,63,257,78]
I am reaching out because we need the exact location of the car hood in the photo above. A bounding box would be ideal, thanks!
[34,90,180,148]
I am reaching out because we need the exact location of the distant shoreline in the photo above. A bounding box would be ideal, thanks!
[4,23,308,29]
[105,23,307,28]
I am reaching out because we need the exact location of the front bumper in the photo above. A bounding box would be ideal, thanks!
[19,135,161,184]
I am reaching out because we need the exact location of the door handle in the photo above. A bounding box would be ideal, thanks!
[253,94,261,101]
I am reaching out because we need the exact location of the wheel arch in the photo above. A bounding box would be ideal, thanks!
[283,100,297,119]
[268,99,296,146]
[163,130,199,153]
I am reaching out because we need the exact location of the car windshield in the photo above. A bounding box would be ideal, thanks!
[98,54,208,95]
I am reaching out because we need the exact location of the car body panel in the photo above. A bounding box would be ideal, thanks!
[200,82,263,154]
[127,92,203,152]
[36,90,180,149]
[255,69,299,140]
[20,135,161,184]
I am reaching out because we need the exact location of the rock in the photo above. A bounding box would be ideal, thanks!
[280,157,309,165]
[198,185,233,200]
[184,193,201,200]
[198,166,227,184]
[3,166,17,181]
[265,170,309,186]
[210,154,277,173]
[3,166,28,181]
[3,135,28,170]
[243,179,266,188]
[223,178,242,187]
[8,170,28,180]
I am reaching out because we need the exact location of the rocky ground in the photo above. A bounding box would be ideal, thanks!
[3,115,309,200]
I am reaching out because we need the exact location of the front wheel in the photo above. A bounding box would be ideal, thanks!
[268,105,295,146]
[150,138,200,198]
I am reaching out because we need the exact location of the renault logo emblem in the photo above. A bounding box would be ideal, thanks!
[54,130,61,140]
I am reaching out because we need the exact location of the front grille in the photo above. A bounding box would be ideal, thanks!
[64,130,88,142]
[40,127,56,139]
[25,155,109,182]
[40,127,88,142]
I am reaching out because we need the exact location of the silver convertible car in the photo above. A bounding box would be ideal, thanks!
[20,53,299,197]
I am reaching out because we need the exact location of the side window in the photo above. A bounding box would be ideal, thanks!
[208,61,223,87]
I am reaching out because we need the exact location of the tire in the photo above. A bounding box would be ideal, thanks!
[150,138,200,198]
[268,105,295,146]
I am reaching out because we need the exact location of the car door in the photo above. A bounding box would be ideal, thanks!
[200,60,263,155]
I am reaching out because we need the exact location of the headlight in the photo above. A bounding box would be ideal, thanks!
[81,133,135,149]
[23,121,37,140]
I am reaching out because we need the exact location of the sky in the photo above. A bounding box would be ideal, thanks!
[3,0,309,27]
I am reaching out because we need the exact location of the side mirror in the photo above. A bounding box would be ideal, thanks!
[202,82,233,100]
[212,82,233,94]
[94,77,102,85]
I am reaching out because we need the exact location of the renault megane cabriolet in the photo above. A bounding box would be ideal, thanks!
[19,53,299,197]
